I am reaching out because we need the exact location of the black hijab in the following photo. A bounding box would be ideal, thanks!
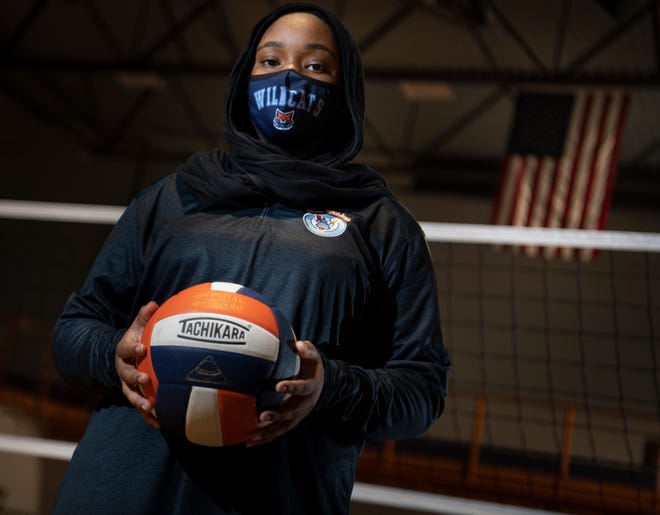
[179,2,391,210]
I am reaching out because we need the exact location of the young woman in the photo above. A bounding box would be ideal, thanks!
[51,3,451,513]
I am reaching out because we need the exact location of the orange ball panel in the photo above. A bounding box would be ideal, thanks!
[149,283,279,338]
[137,351,158,405]
[217,390,258,446]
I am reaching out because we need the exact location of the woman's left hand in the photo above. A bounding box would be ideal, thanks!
[247,340,324,446]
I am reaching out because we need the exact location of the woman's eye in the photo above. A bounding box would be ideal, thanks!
[261,58,279,67]
[306,63,325,72]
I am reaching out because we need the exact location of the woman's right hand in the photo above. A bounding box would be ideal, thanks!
[115,301,161,429]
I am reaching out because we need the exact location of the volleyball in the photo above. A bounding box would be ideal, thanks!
[137,282,300,447]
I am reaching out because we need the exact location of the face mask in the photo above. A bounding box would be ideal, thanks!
[247,69,341,153]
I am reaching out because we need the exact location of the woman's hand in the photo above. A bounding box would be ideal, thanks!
[115,301,161,429]
[248,340,324,447]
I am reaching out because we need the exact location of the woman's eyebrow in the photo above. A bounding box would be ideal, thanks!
[306,42,337,57]
[256,40,337,58]
[256,40,283,52]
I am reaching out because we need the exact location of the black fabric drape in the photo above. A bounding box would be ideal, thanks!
[178,2,392,211]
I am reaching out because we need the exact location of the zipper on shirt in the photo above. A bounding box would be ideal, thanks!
[249,204,270,230]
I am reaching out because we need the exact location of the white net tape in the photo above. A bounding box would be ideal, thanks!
[2,199,659,251]
[0,432,563,514]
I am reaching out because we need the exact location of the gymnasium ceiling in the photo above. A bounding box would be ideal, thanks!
[1,0,659,207]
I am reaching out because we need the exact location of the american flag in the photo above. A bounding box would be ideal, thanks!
[491,90,630,260]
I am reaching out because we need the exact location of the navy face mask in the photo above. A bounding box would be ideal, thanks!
[248,69,341,154]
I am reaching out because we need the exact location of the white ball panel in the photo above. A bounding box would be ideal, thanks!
[185,386,222,447]
[210,282,243,292]
[150,313,279,362]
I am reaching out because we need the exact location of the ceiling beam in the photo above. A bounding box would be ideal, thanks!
[565,0,655,72]
[137,0,220,62]
[358,1,417,52]
[82,0,126,59]
[483,0,547,72]
[0,0,50,55]
[416,85,509,158]
[552,0,572,71]
[0,75,92,146]
[2,58,660,87]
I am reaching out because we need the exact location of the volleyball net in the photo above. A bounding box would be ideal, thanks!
[0,199,658,515]
[393,223,660,515]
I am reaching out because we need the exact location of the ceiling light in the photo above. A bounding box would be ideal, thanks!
[399,80,455,102]
[115,71,166,91]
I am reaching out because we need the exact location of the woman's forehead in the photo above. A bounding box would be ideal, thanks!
[258,12,337,48]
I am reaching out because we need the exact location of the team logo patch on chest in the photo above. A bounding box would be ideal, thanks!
[302,211,350,237]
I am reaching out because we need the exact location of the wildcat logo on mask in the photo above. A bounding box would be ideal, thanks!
[273,109,294,131]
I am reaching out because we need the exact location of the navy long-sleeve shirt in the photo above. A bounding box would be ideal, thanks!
[51,172,450,514]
